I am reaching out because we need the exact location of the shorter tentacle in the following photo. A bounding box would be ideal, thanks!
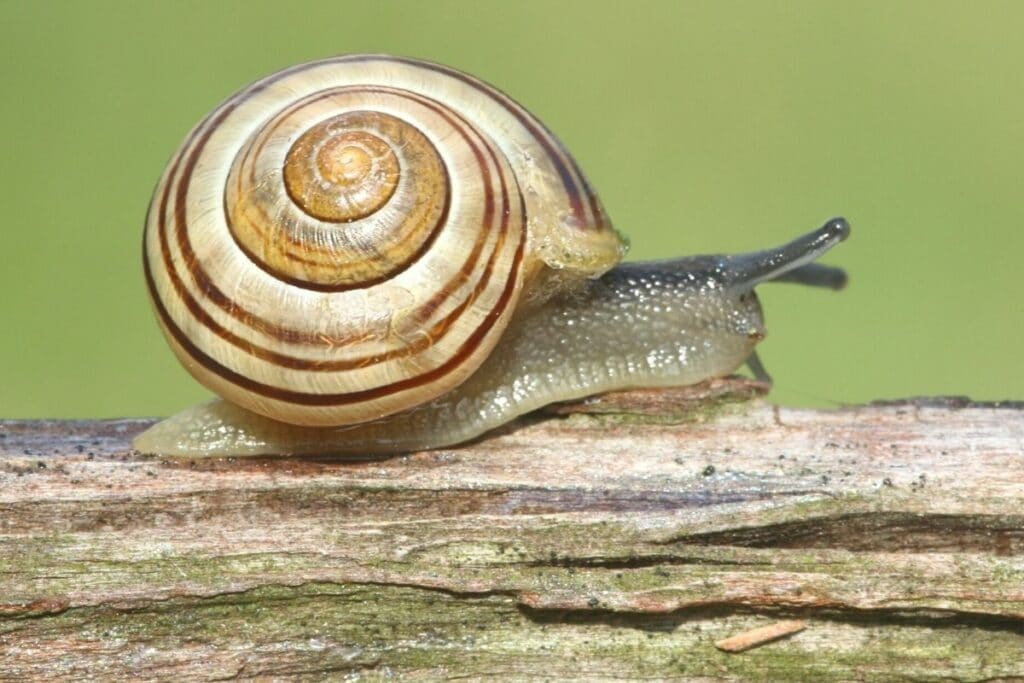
[772,263,848,290]
[745,351,773,385]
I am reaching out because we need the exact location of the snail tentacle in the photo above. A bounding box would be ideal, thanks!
[773,263,848,290]
[721,217,851,290]
[745,351,773,385]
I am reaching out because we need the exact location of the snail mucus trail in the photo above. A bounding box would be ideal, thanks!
[133,55,850,457]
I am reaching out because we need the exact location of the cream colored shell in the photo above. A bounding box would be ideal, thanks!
[143,55,626,426]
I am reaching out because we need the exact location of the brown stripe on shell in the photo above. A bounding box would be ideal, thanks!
[237,101,426,265]
[359,54,603,231]
[225,158,453,294]
[231,54,606,231]
[224,90,453,291]
[416,134,514,326]
[147,84,520,380]
[145,200,525,406]
[159,87,504,347]
[146,189,514,375]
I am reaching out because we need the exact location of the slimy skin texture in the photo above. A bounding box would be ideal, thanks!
[134,219,850,457]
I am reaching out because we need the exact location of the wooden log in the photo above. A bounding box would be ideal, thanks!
[1,377,1023,680]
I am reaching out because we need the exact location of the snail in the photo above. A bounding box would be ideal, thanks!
[134,54,850,457]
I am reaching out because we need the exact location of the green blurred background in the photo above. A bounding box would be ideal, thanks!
[1,1,1021,419]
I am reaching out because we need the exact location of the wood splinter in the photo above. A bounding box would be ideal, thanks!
[714,620,807,653]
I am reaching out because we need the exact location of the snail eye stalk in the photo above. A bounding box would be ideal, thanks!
[723,217,851,291]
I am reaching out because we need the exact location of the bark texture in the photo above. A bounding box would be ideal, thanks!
[1,378,1023,680]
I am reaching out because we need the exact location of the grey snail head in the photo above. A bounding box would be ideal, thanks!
[134,55,849,457]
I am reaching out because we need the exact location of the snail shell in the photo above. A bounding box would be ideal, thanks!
[138,55,850,457]
[144,55,626,427]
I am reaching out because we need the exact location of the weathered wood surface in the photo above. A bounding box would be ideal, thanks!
[1,378,1023,681]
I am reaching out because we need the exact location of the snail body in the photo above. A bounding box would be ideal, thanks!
[135,55,849,457]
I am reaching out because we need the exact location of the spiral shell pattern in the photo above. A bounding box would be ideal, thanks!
[144,55,625,426]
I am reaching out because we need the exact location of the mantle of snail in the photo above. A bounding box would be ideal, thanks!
[3,377,1024,680]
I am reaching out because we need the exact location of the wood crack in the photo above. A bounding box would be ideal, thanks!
[664,512,1024,554]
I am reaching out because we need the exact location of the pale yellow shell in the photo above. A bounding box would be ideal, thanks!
[144,55,626,427]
